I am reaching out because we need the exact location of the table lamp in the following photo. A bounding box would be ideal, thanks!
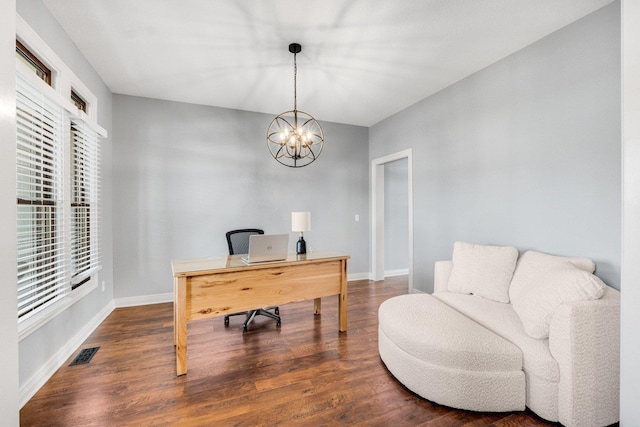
[291,211,310,254]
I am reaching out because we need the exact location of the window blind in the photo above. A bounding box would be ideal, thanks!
[70,120,100,287]
[16,75,67,319]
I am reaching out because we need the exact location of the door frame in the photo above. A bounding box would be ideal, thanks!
[371,149,414,292]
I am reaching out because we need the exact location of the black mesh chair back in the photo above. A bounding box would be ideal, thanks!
[224,228,280,332]
[226,229,264,255]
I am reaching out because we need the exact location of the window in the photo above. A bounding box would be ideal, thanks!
[71,90,86,113]
[16,40,51,85]
[15,18,106,335]
[70,120,100,289]
[16,76,66,319]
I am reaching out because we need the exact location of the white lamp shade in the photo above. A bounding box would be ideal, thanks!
[291,211,311,232]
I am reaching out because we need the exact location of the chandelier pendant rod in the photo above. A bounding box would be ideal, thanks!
[293,49,297,113]
[293,49,299,160]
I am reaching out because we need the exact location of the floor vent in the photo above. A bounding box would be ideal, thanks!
[69,347,100,366]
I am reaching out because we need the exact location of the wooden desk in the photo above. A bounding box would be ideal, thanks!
[172,251,349,375]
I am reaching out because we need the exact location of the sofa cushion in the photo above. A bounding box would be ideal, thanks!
[509,251,595,303]
[447,241,518,303]
[434,291,560,383]
[509,251,605,339]
[378,293,525,413]
[379,294,523,372]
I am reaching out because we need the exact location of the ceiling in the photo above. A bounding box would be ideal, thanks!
[43,0,614,127]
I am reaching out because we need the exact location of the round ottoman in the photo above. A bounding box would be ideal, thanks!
[378,294,525,412]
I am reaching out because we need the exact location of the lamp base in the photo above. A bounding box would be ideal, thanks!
[296,236,307,254]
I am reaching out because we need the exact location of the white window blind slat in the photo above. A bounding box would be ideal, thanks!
[18,283,67,317]
[16,252,66,274]
[70,120,100,284]
[16,75,68,321]
[17,266,66,293]
[18,284,67,312]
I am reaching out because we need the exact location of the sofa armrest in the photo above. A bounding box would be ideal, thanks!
[434,260,453,293]
[548,287,620,427]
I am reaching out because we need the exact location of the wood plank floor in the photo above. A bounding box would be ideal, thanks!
[21,277,557,426]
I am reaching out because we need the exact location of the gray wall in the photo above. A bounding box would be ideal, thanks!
[384,159,409,271]
[16,0,114,393]
[112,95,369,299]
[370,2,621,293]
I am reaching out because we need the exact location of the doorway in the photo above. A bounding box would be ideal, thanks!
[371,149,413,293]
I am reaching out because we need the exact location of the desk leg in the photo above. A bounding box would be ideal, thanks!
[173,277,178,346]
[175,276,187,376]
[314,298,321,315]
[339,259,348,332]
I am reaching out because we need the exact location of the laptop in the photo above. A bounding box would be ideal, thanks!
[241,234,289,264]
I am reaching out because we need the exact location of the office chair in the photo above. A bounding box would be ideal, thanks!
[224,229,281,332]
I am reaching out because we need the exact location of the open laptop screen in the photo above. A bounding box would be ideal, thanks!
[241,234,289,264]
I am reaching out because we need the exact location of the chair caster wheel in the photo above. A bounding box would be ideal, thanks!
[275,307,280,315]
[243,326,248,332]
[224,316,229,326]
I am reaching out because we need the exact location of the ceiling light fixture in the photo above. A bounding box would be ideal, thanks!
[267,43,324,168]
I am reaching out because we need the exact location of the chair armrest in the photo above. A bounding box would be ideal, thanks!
[548,288,620,427]
[434,260,453,293]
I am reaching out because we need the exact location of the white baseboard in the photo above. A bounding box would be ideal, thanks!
[384,268,409,277]
[115,292,173,308]
[348,272,371,281]
[19,300,115,409]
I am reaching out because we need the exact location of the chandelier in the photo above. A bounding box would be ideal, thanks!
[267,43,324,168]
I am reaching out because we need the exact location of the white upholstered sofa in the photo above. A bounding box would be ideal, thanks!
[378,242,620,427]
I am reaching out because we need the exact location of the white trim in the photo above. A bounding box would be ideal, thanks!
[16,14,107,137]
[15,15,62,93]
[372,159,385,282]
[19,299,115,409]
[18,277,99,341]
[621,1,640,422]
[347,272,371,281]
[384,268,409,278]
[15,61,75,113]
[371,149,414,293]
[115,292,174,308]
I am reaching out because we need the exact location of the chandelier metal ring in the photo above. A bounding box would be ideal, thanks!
[267,43,324,168]
[267,110,324,168]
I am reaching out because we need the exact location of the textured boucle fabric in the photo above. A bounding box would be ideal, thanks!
[508,251,595,303]
[433,292,559,382]
[509,251,605,339]
[447,242,518,303]
[525,371,560,422]
[433,260,452,293]
[549,287,620,427]
[434,270,561,422]
[379,326,525,412]
[379,294,522,372]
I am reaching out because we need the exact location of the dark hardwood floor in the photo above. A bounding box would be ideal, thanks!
[21,277,557,426]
